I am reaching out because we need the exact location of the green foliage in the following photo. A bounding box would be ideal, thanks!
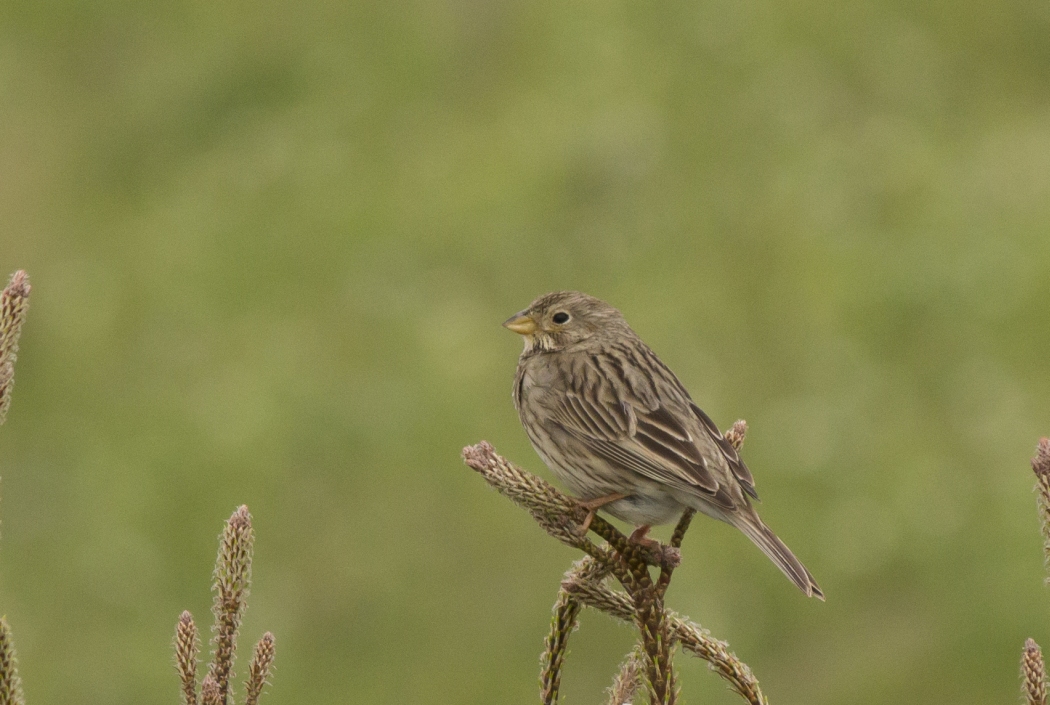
[0,0,1049,703]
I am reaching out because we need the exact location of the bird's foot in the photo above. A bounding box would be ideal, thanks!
[626,525,681,569]
[628,524,661,551]
[575,492,629,536]
[577,509,596,536]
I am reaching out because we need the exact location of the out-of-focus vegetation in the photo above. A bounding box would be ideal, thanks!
[1,1,1049,703]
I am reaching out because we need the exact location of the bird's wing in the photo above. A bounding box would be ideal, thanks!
[546,375,740,511]
[689,402,758,500]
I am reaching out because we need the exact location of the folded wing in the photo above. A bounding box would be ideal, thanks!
[544,367,750,512]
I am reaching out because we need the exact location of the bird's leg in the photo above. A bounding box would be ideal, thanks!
[628,525,651,542]
[576,492,629,536]
[628,524,661,551]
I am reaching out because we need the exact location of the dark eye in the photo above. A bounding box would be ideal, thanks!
[552,311,570,324]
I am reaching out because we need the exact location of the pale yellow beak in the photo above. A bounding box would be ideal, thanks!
[503,311,537,335]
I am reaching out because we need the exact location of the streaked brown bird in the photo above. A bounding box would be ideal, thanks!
[505,291,823,599]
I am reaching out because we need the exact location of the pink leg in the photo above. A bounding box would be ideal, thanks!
[628,524,660,550]
[628,525,652,542]
[576,492,629,536]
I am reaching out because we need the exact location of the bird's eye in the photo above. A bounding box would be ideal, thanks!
[552,311,570,324]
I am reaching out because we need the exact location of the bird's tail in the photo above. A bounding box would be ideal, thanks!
[734,510,824,600]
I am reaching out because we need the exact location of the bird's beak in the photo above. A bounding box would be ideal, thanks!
[503,310,538,335]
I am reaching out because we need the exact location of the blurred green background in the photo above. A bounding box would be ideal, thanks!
[1,0,1049,702]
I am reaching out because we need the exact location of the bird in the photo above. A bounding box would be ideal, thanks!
[504,290,823,599]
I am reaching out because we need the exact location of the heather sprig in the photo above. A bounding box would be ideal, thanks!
[540,557,611,705]
[0,270,31,426]
[463,420,764,705]
[561,567,767,705]
[210,506,254,702]
[605,648,643,705]
[0,270,29,705]
[176,506,275,705]
[0,617,24,705]
[1023,638,1047,705]
[1033,439,1050,575]
[244,633,275,705]
[201,674,222,705]
[175,611,201,705]
[1027,439,1050,705]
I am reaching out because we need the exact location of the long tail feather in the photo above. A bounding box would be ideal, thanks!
[735,512,824,600]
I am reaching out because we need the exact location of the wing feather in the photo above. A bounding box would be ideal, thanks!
[534,349,754,513]
[547,383,727,505]
[690,402,758,499]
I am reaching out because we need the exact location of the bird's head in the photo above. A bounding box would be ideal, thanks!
[503,291,626,353]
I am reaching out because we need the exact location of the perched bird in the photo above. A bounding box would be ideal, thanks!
[504,291,823,599]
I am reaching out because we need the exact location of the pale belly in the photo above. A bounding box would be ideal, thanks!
[531,441,688,526]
